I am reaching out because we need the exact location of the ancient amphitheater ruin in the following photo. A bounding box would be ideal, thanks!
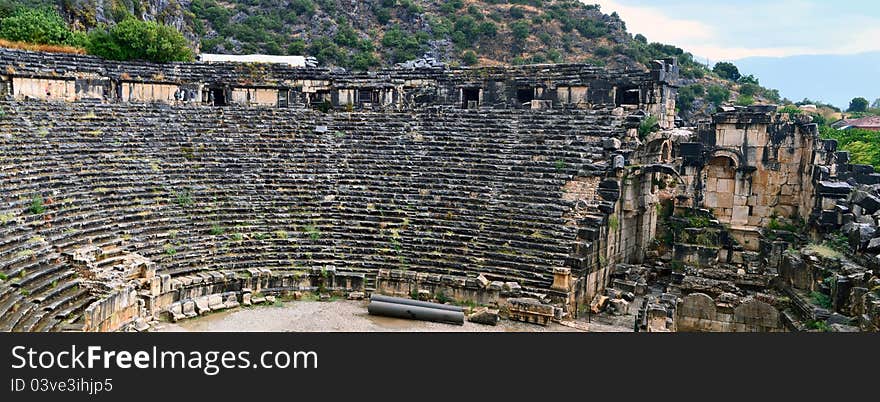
[0,48,877,332]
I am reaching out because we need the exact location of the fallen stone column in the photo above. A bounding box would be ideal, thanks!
[369,294,463,312]
[367,300,465,325]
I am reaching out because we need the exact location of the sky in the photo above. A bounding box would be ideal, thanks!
[590,0,880,61]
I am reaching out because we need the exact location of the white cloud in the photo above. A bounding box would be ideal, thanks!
[588,0,880,61]
[591,0,715,45]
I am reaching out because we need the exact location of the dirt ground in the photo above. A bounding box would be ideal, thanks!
[154,300,627,332]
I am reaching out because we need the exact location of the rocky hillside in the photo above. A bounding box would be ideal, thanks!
[0,0,783,122]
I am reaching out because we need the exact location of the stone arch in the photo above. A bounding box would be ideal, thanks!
[707,150,741,169]
[733,299,780,332]
[678,293,716,320]
[643,138,673,164]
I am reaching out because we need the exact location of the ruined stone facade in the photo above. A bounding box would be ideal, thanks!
[0,48,682,331]
[0,48,877,332]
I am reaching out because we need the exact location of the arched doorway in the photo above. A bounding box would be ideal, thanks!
[703,155,738,224]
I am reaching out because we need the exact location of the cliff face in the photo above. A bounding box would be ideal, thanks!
[56,0,197,44]
[33,1,637,68]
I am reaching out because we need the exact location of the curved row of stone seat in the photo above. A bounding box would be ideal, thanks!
[0,47,645,89]
[0,101,626,330]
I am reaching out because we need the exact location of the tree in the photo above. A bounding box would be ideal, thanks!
[739,83,760,97]
[707,85,731,105]
[511,21,530,41]
[634,33,647,44]
[86,18,193,62]
[848,97,869,113]
[738,74,759,85]
[461,50,478,66]
[676,84,704,112]
[0,8,75,46]
[872,98,880,109]
[713,61,741,82]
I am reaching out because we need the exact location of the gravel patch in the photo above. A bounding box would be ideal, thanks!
[155,300,581,332]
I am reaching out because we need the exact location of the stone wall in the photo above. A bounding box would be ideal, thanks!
[0,48,682,331]
[676,107,822,251]
[81,286,139,332]
[0,48,677,122]
[675,293,782,332]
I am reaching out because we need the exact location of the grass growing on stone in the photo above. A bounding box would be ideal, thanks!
[303,225,321,240]
[807,320,830,332]
[174,189,194,207]
[810,291,833,309]
[806,243,842,260]
[0,212,14,225]
[28,195,45,215]
[164,244,177,256]
[554,159,566,171]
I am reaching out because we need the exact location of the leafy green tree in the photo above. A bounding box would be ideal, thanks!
[820,126,880,168]
[509,7,525,19]
[738,74,759,85]
[462,50,478,65]
[872,98,880,109]
[0,7,76,46]
[848,97,869,113]
[477,21,497,37]
[739,83,760,97]
[86,18,193,62]
[676,84,704,112]
[511,20,530,41]
[287,39,306,55]
[706,85,731,105]
[381,25,429,63]
[735,95,754,106]
[713,61,741,81]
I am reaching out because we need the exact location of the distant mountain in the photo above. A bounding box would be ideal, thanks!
[735,52,880,109]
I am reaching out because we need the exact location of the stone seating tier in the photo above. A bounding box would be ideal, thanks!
[0,101,629,331]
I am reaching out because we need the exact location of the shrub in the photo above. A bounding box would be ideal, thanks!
[381,25,429,63]
[86,18,193,62]
[287,39,306,55]
[739,83,760,97]
[509,7,525,19]
[638,115,659,139]
[810,291,832,309]
[28,195,44,215]
[375,7,391,24]
[290,0,316,15]
[848,97,869,113]
[778,105,802,115]
[303,224,320,240]
[174,189,194,207]
[595,46,612,57]
[0,8,78,46]
[510,21,530,41]
[477,21,497,37]
[164,244,177,256]
[735,95,755,106]
[461,50,478,66]
[676,84,704,112]
[706,85,731,105]
[713,61,741,81]
[554,159,565,171]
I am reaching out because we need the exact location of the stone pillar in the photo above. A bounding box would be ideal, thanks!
[551,268,572,292]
